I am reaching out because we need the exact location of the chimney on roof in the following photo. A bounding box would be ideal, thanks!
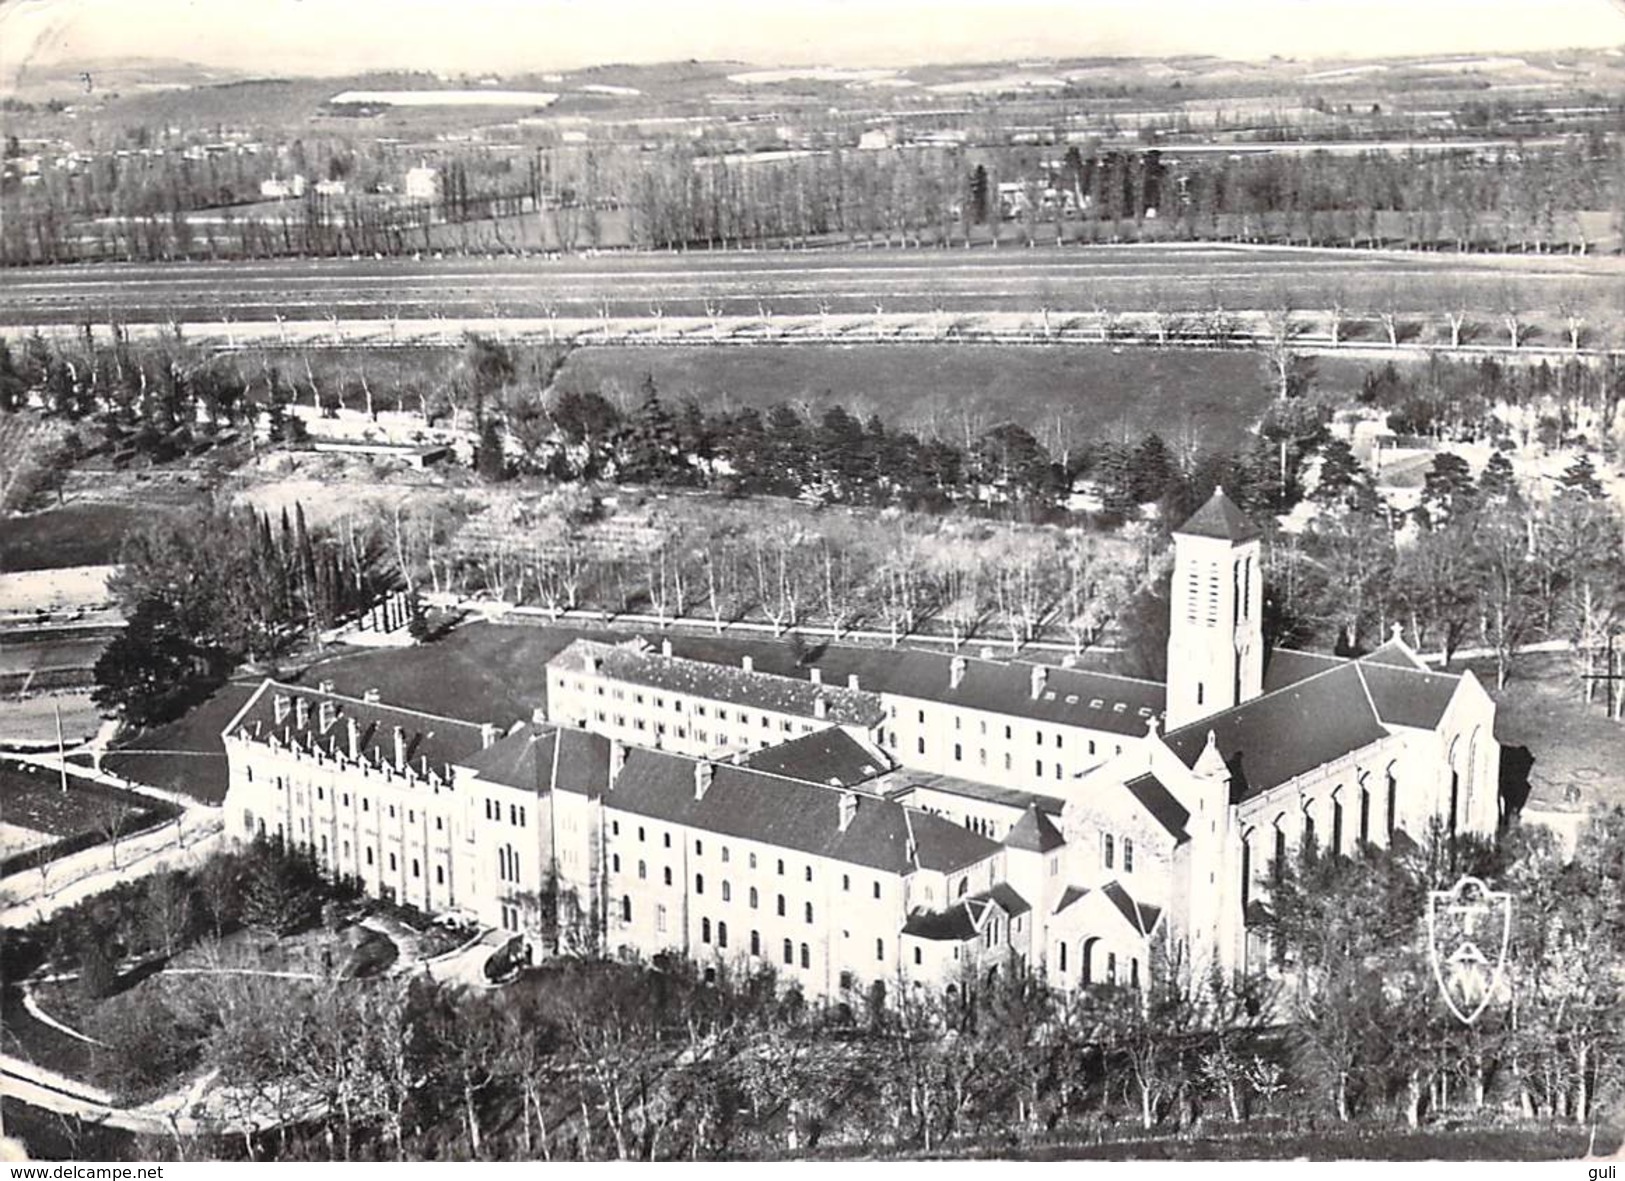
[979,646,994,660]
[950,655,967,690]
[742,655,754,673]
[364,688,381,704]
[347,716,361,760]
[1145,714,1160,739]
[273,693,291,724]
[810,667,822,685]
[318,700,338,734]
[1030,665,1047,700]
[838,790,858,832]
[318,679,334,695]
[847,674,860,691]
[661,637,673,658]
[481,722,497,749]
[694,760,714,801]
[609,740,627,788]
[392,725,407,771]
[294,697,310,730]
[814,694,828,721]
[1391,621,1404,645]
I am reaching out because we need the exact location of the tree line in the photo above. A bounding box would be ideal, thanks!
[8,812,1620,1161]
[6,132,1623,264]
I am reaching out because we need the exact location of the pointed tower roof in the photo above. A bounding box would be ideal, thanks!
[1176,486,1261,543]
[1004,804,1066,853]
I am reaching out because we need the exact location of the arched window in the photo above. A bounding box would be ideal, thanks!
[663,866,672,886]
[1123,838,1135,873]
[701,918,712,944]
[620,896,632,922]
[783,939,793,965]
[1130,957,1140,988]
[800,943,810,970]
[750,929,761,956]
[1386,767,1398,841]
[749,886,759,908]
[717,921,728,949]
[777,894,786,917]
[637,860,647,880]
[804,901,814,923]
[1059,941,1068,973]
[695,873,705,895]
[722,881,732,902]
[1106,952,1117,984]
[1359,785,1371,845]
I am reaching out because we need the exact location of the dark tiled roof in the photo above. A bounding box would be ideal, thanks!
[227,679,487,781]
[1358,664,1460,730]
[1102,880,1163,936]
[885,769,1065,816]
[1176,487,1262,542]
[1124,772,1191,843]
[552,638,885,727]
[743,729,890,787]
[460,723,551,792]
[1055,885,1089,914]
[606,748,1000,876]
[862,649,1165,737]
[1263,648,1346,693]
[1163,663,1390,802]
[902,885,1027,941]
[549,631,1161,737]
[902,905,979,941]
[1359,639,1429,671]
[912,811,1008,873]
[1004,806,1067,853]
[981,881,1032,917]
[554,729,613,797]
[458,725,612,797]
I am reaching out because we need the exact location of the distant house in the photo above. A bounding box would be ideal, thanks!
[314,178,347,197]
[858,128,895,151]
[260,174,307,200]
[404,165,439,201]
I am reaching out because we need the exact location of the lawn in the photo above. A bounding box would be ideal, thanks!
[0,503,150,572]
[100,680,258,805]
[1473,652,1625,816]
[553,344,1339,452]
[0,760,173,840]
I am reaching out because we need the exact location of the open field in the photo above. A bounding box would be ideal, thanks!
[555,343,1321,448]
[2,245,1622,330]
[1,505,149,572]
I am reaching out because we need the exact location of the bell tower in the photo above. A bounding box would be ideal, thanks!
[1165,487,1264,731]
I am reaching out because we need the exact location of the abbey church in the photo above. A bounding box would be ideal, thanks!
[222,489,1499,998]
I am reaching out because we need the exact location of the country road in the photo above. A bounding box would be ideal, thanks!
[2,242,1622,329]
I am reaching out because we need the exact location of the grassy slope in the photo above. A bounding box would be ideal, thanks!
[1475,652,1625,814]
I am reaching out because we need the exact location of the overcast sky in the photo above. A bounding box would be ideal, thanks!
[4,0,1624,84]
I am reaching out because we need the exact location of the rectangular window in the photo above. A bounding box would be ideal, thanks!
[1124,839,1135,873]
[1103,833,1115,869]
[388,852,397,871]
[875,938,884,962]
